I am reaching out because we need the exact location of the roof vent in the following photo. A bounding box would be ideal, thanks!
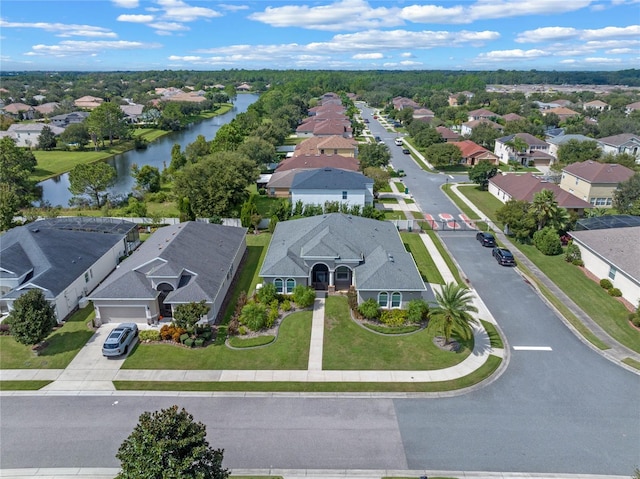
[388,254,394,262]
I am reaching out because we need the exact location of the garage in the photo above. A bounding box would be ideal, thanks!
[97,306,147,324]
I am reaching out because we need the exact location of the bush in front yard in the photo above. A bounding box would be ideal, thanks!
[407,299,430,324]
[257,282,278,304]
[564,242,581,263]
[380,309,408,327]
[292,285,316,308]
[160,325,187,343]
[240,301,267,331]
[533,227,562,256]
[358,298,380,320]
[139,330,160,342]
[608,288,622,297]
[599,278,613,289]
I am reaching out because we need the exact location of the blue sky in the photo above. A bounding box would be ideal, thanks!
[1,0,639,71]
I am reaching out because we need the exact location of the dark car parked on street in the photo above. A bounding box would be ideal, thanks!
[476,232,496,247]
[492,247,516,266]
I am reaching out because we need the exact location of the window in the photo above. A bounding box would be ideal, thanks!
[378,292,388,308]
[336,267,349,280]
[342,191,348,200]
[286,278,295,294]
[274,278,284,293]
[391,292,401,308]
[84,272,90,283]
[575,178,579,185]
[609,267,617,280]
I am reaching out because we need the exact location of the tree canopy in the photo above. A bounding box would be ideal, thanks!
[429,282,478,345]
[68,162,117,207]
[8,289,57,346]
[116,405,229,479]
[613,172,640,215]
[468,160,498,190]
[424,142,462,167]
[86,102,128,149]
[358,143,391,170]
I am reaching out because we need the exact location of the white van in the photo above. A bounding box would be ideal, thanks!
[394,138,403,146]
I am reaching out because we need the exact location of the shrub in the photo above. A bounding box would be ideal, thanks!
[533,227,562,256]
[633,316,640,328]
[564,242,581,263]
[227,316,239,336]
[608,288,622,297]
[347,288,358,311]
[238,325,248,335]
[292,285,316,308]
[599,278,613,289]
[257,282,278,304]
[139,330,160,342]
[240,301,267,331]
[281,299,292,312]
[184,338,195,347]
[572,259,584,266]
[180,333,190,344]
[266,307,279,329]
[194,338,204,347]
[358,298,380,320]
[407,299,430,324]
[380,309,408,327]
[235,291,248,317]
[0,323,11,335]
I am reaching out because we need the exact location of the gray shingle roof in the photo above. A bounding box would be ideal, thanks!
[90,222,246,305]
[291,167,372,190]
[0,218,135,297]
[260,214,425,291]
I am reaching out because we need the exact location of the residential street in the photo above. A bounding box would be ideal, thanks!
[1,109,639,477]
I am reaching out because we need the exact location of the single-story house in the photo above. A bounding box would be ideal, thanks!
[276,153,359,173]
[6,123,65,148]
[436,126,460,142]
[559,161,635,207]
[289,167,374,211]
[461,119,503,137]
[392,97,421,110]
[489,172,592,215]
[0,217,139,322]
[2,103,35,119]
[452,140,499,166]
[89,222,246,325]
[502,113,525,122]
[597,133,640,163]
[569,227,640,306]
[583,100,609,112]
[34,102,60,116]
[467,109,500,121]
[74,95,104,109]
[625,101,640,115]
[259,213,427,307]
[543,107,580,121]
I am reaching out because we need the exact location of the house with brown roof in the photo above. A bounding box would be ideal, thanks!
[436,126,460,142]
[74,95,104,109]
[294,135,358,158]
[583,100,609,112]
[489,172,592,215]
[392,97,420,110]
[276,153,359,173]
[34,102,59,116]
[559,161,635,207]
[625,101,640,115]
[467,109,499,121]
[2,102,35,119]
[502,113,525,122]
[543,106,580,121]
[494,133,554,167]
[413,108,435,119]
[569,226,640,306]
[597,133,640,163]
[452,140,499,166]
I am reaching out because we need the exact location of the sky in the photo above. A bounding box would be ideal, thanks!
[1,0,639,72]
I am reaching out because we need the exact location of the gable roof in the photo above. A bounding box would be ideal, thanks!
[497,132,548,147]
[451,140,496,158]
[290,167,372,190]
[276,153,359,172]
[468,108,499,118]
[3,103,33,113]
[294,135,358,156]
[502,113,525,122]
[490,173,592,209]
[546,134,595,146]
[90,222,246,303]
[570,226,640,283]
[597,133,640,147]
[260,213,425,292]
[1,218,135,299]
[436,126,460,141]
[7,123,65,135]
[462,119,503,130]
[562,161,634,184]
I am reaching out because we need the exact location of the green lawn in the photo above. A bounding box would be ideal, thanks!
[378,198,399,204]
[322,296,472,370]
[394,181,405,191]
[401,232,445,284]
[32,150,114,181]
[0,380,52,390]
[384,211,407,220]
[442,185,481,220]
[122,310,312,370]
[455,185,505,227]
[0,306,96,369]
[423,229,465,286]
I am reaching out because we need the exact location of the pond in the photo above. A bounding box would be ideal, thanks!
[38,93,259,207]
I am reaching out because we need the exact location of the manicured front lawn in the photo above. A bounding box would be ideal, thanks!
[442,185,481,220]
[322,296,472,370]
[455,185,504,226]
[0,380,52,390]
[0,306,96,369]
[384,210,407,220]
[401,232,445,284]
[121,310,312,370]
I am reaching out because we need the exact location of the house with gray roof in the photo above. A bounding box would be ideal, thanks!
[597,133,640,163]
[290,168,373,212]
[89,222,246,325]
[546,134,596,160]
[0,217,138,322]
[569,226,640,306]
[260,214,427,308]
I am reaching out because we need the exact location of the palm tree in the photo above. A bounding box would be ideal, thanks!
[430,282,479,345]
[504,136,529,165]
[531,189,569,231]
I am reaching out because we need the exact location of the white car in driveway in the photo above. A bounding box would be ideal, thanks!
[102,323,138,357]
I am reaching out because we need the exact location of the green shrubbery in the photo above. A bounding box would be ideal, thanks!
[407,299,430,324]
[240,302,267,331]
[139,330,160,342]
[292,285,316,308]
[533,227,562,255]
[599,278,613,289]
[564,242,581,263]
[379,309,408,327]
[608,288,622,297]
[358,298,380,320]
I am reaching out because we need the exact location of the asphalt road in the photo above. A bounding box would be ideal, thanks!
[1,108,638,475]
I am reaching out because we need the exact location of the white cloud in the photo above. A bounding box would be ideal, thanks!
[516,27,579,43]
[156,0,222,22]
[465,0,594,22]
[112,0,139,7]
[0,20,117,38]
[399,4,465,24]
[353,52,383,59]
[478,48,549,60]
[400,52,414,58]
[606,47,634,53]
[149,21,190,32]
[582,25,640,39]
[583,57,623,63]
[117,14,155,23]
[249,0,402,31]
[217,3,249,11]
[26,40,162,57]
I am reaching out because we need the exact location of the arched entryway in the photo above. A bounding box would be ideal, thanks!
[334,265,353,291]
[157,283,174,318]
[311,264,329,291]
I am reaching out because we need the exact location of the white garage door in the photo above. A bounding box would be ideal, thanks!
[98,306,146,324]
